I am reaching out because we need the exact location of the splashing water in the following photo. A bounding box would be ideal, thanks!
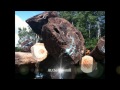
[101,45,105,53]
[35,72,44,79]
[58,53,64,79]
[35,63,44,79]
[57,36,76,79]
[65,36,76,55]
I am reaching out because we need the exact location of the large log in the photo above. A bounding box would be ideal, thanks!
[42,17,85,64]
[26,11,85,64]
[90,36,105,62]
[25,11,86,79]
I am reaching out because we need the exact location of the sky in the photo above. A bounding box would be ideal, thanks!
[15,11,44,21]
[15,11,44,47]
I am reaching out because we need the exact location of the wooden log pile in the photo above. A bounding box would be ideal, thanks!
[15,11,105,79]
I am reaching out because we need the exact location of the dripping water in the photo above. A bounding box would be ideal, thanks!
[57,35,77,79]
[65,36,76,56]
[101,45,105,53]
[35,62,43,79]
[34,34,44,79]
[58,53,64,79]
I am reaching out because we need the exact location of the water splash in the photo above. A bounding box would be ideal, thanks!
[57,36,76,79]
[65,36,76,56]
[35,62,44,79]
[58,53,64,79]
[35,72,44,79]
[101,45,105,53]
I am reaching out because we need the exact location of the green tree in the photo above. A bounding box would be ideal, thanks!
[15,47,22,51]
[17,26,36,49]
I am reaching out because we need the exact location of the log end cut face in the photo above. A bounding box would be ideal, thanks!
[31,43,48,62]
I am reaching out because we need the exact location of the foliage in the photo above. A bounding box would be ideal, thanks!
[15,26,37,52]
[15,47,22,51]
[17,26,36,48]
[85,38,98,50]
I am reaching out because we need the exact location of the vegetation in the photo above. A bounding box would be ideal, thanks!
[15,26,37,51]
[15,47,22,51]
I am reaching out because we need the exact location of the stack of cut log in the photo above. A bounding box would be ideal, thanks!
[15,11,105,79]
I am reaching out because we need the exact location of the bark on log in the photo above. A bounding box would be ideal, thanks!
[42,17,85,64]
[90,36,105,62]
[15,52,37,65]
[26,11,85,64]
[26,11,58,35]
